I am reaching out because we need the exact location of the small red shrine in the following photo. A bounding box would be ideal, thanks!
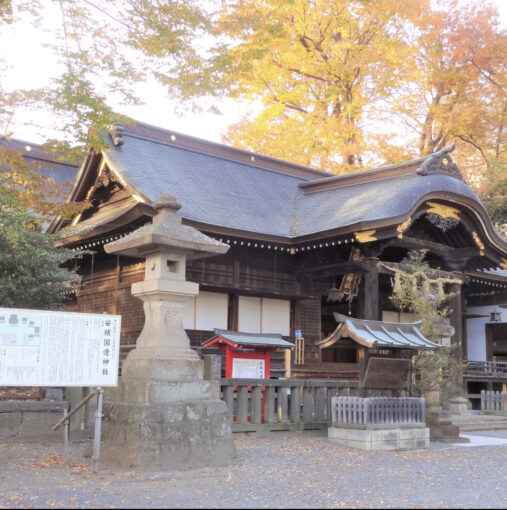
[202,329,294,379]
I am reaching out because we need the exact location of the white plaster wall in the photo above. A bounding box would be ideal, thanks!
[382,311,417,323]
[466,305,506,361]
[238,296,262,333]
[262,298,290,336]
[182,291,228,330]
[238,296,291,335]
[195,292,228,330]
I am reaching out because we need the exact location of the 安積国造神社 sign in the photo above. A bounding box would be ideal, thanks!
[0,308,121,387]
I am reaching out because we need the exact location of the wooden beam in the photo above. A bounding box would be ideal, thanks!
[296,261,365,276]
[363,258,380,320]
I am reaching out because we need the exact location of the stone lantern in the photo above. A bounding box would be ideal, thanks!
[100,194,235,471]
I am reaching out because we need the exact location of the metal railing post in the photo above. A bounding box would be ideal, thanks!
[63,409,69,464]
[93,388,104,473]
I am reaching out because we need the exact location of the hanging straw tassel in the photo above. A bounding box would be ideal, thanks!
[437,281,445,303]
[411,275,418,296]
[393,272,402,294]
[422,278,430,297]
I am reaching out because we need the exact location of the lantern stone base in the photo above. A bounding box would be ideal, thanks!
[101,376,235,471]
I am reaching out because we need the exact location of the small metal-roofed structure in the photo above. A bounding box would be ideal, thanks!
[203,329,294,380]
[318,313,441,351]
[203,329,294,350]
[318,314,441,393]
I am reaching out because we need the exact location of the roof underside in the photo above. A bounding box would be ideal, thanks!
[318,313,440,350]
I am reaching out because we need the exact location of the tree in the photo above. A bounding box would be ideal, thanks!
[215,0,427,172]
[1,1,505,201]
[387,250,464,400]
[0,139,86,310]
[0,209,85,309]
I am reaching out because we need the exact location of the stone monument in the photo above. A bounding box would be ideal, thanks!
[100,194,235,470]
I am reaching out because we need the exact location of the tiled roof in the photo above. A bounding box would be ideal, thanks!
[0,137,78,189]
[317,313,440,350]
[203,329,294,349]
[101,123,483,240]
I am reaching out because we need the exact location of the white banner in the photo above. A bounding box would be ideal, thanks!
[0,307,121,387]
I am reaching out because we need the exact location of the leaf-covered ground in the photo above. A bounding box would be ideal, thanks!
[0,434,505,508]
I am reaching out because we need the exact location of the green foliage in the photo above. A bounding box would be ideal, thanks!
[0,209,85,310]
[0,144,87,311]
[389,250,465,399]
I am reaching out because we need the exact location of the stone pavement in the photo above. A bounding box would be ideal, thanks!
[0,432,506,509]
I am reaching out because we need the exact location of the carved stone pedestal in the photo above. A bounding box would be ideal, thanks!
[425,406,463,443]
[101,367,234,470]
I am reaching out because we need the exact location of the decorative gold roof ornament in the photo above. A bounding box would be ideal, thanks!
[354,230,377,243]
[426,202,461,221]
[501,258,507,270]
[397,217,412,238]
[472,231,485,256]
[426,202,460,232]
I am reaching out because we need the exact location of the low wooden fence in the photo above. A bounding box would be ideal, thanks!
[331,396,425,427]
[219,378,358,434]
[481,390,507,412]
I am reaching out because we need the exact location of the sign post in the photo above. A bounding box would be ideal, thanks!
[0,307,121,473]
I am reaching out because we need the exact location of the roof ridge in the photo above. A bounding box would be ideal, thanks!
[299,158,425,193]
[114,120,331,181]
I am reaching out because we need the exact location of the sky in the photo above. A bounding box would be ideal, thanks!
[1,0,506,146]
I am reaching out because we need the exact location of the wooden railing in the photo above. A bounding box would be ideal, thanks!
[219,378,358,434]
[331,396,425,427]
[464,361,507,378]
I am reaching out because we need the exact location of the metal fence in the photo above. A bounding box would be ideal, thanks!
[331,396,426,427]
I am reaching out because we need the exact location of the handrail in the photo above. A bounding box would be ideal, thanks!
[52,388,100,431]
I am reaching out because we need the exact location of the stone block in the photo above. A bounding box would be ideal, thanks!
[119,379,218,403]
[0,412,22,438]
[122,358,204,381]
[371,439,399,451]
[101,397,235,471]
[328,426,430,451]
[381,429,399,441]
[328,427,347,440]
[447,397,469,415]
[203,354,222,381]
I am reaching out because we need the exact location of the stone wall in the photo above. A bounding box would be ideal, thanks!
[0,401,69,443]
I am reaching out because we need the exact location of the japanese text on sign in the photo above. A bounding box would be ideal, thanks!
[232,358,265,378]
[0,308,121,387]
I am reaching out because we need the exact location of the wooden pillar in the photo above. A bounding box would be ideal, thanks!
[229,293,239,331]
[358,347,369,397]
[363,257,380,320]
[449,282,464,389]
[449,283,463,355]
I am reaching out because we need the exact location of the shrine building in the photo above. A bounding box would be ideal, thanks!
[39,121,507,403]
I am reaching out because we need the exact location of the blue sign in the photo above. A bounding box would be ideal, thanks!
[295,330,302,339]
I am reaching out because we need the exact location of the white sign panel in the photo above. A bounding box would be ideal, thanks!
[232,358,265,379]
[0,307,121,387]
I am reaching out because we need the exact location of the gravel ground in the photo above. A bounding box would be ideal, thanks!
[0,433,506,509]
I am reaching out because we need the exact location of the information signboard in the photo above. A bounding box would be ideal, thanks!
[0,307,121,387]
[231,358,265,379]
